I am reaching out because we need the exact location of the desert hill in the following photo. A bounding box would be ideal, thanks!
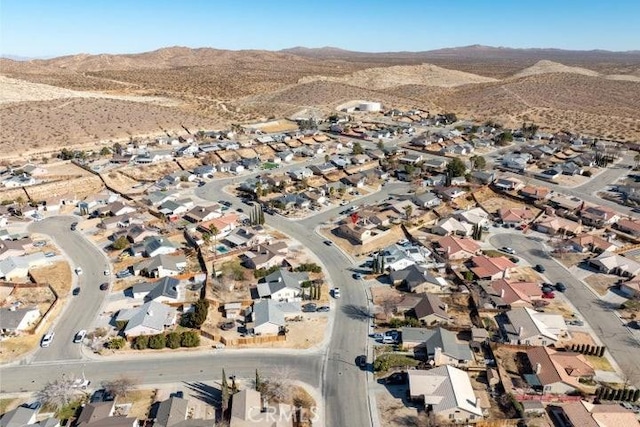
[1,45,640,149]
[298,63,498,89]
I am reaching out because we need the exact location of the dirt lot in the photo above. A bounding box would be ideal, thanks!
[29,261,73,297]
[321,224,405,260]
[176,157,202,171]
[102,170,144,194]
[376,389,420,427]
[250,120,299,133]
[117,389,156,420]
[0,333,41,363]
[554,252,591,268]
[120,162,181,181]
[440,293,472,327]
[509,266,542,283]
[562,331,597,347]
[9,286,56,313]
[585,354,615,371]
[583,274,619,296]
[482,197,534,215]
[253,144,276,157]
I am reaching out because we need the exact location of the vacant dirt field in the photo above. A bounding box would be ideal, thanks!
[583,274,619,296]
[120,162,180,181]
[376,390,420,427]
[25,175,104,201]
[175,157,202,171]
[29,261,72,297]
[102,170,144,194]
[117,389,155,420]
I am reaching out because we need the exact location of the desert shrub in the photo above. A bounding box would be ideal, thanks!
[148,334,166,349]
[132,335,149,350]
[181,331,200,347]
[166,332,181,349]
[105,337,126,350]
[373,354,418,372]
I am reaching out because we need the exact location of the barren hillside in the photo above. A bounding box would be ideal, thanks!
[299,63,498,89]
[1,45,640,152]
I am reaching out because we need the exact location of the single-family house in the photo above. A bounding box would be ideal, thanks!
[249,300,285,335]
[435,236,480,261]
[499,207,537,226]
[501,307,568,346]
[619,279,640,298]
[399,153,423,164]
[422,158,449,172]
[336,222,374,245]
[76,401,137,427]
[557,400,638,427]
[0,252,49,280]
[0,306,40,334]
[255,269,308,302]
[243,242,288,270]
[108,201,137,217]
[432,217,474,236]
[131,236,179,258]
[402,327,473,367]
[199,214,238,238]
[390,265,449,294]
[224,226,270,248]
[288,167,313,181]
[193,164,217,178]
[0,238,31,260]
[569,234,617,253]
[412,294,452,325]
[154,396,213,427]
[413,192,441,209]
[525,346,594,395]
[132,254,187,278]
[131,277,181,303]
[309,163,336,176]
[116,301,176,337]
[455,207,489,226]
[407,366,483,424]
[588,251,640,277]
[437,187,467,201]
[489,279,542,307]
[341,173,367,188]
[519,186,550,201]
[493,177,524,192]
[0,406,39,427]
[616,218,640,237]
[230,389,293,427]
[580,205,620,227]
[535,215,583,236]
[183,204,222,223]
[469,256,516,280]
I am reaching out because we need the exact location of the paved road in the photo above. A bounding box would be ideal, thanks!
[489,233,640,386]
[28,216,111,363]
[1,352,321,395]
[194,180,409,427]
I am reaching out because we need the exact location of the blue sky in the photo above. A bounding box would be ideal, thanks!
[1,0,639,57]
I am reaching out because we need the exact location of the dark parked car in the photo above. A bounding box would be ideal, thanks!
[355,355,367,368]
[90,389,115,403]
[100,282,109,291]
[628,320,640,330]
[316,306,330,312]
[324,240,333,246]
[72,287,81,296]
[555,282,567,292]
[534,264,546,273]
[219,321,236,331]
[541,284,554,293]
[383,371,407,385]
[70,222,78,231]
[302,303,317,313]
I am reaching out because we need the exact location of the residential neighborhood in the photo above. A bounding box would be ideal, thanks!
[2,108,640,427]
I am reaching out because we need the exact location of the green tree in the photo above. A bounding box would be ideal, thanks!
[470,155,486,170]
[180,331,201,347]
[446,157,467,177]
[404,204,413,220]
[221,369,230,414]
[106,337,126,349]
[166,332,181,349]
[495,131,513,146]
[112,236,129,250]
[132,335,149,350]
[377,140,385,150]
[148,334,166,349]
[352,142,364,155]
[100,146,111,156]
[255,369,262,391]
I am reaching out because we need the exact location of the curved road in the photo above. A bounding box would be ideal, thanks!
[2,178,409,427]
[28,216,111,363]
[490,233,640,386]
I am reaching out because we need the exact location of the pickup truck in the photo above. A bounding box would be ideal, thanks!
[71,378,91,390]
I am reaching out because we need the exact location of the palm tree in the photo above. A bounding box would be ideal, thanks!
[208,226,219,257]
[404,205,413,220]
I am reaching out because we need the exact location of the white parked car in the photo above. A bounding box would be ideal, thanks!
[73,330,87,344]
[75,267,83,275]
[332,288,341,298]
[103,269,110,276]
[501,247,516,255]
[41,332,55,348]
